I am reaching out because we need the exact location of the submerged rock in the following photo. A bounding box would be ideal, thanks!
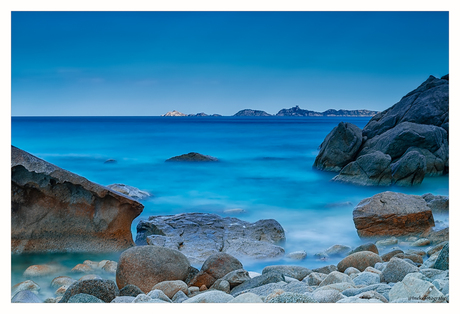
[353,192,435,238]
[11,146,144,253]
[136,213,285,264]
[166,152,218,162]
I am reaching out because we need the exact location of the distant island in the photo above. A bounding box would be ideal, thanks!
[162,110,222,117]
[162,106,379,117]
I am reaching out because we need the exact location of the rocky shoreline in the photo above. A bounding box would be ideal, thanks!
[12,230,449,303]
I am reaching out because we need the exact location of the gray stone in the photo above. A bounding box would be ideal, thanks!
[314,282,356,293]
[302,272,327,286]
[407,148,445,176]
[59,279,119,303]
[262,265,311,281]
[433,243,449,270]
[50,276,76,289]
[323,244,352,256]
[286,250,307,260]
[151,280,188,299]
[11,290,42,303]
[389,276,446,302]
[427,241,449,257]
[107,183,150,199]
[318,271,353,287]
[353,192,435,238]
[111,296,135,303]
[11,280,40,296]
[419,268,445,279]
[336,296,384,303]
[230,271,285,296]
[410,238,431,247]
[209,279,231,293]
[183,290,234,303]
[132,294,152,303]
[119,284,143,297]
[344,267,360,276]
[382,257,419,283]
[266,292,318,303]
[312,289,344,303]
[312,265,337,274]
[342,283,391,299]
[349,243,379,255]
[376,237,399,247]
[381,249,404,262]
[283,281,314,294]
[390,150,426,186]
[232,282,287,298]
[354,290,388,303]
[172,290,188,303]
[67,293,104,303]
[422,193,449,213]
[332,151,392,186]
[353,272,380,286]
[228,292,263,303]
[136,213,285,264]
[221,269,251,287]
[313,122,362,172]
[147,289,172,302]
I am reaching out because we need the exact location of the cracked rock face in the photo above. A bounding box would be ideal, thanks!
[11,146,144,253]
[352,191,435,238]
[135,213,285,264]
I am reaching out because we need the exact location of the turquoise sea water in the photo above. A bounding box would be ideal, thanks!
[11,116,449,297]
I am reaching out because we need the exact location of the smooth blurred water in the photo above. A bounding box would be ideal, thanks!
[11,116,449,296]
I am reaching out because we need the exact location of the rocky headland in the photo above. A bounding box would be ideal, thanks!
[313,74,449,186]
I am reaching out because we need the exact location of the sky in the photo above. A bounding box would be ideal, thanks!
[11,11,449,116]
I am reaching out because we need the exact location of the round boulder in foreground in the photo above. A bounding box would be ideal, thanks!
[116,246,190,293]
[337,251,383,272]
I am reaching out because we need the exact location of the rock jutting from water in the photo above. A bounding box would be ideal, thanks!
[106,183,151,200]
[165,152,218,162]
[11,146,144,254]
[313,74,449,186]
[135,212,286,264]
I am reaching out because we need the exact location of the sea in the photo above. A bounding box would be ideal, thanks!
[11,116,449,298]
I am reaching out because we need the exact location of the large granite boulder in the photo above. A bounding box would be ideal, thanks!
[11,146,144,253]
[313,122,363,172]
[353,192,435,238]
[115,246,190,293]
[337,252,383,272]
[363,75,449,139]
[332,151,392,186]
[136,213,285,264]
[313,75,449,186]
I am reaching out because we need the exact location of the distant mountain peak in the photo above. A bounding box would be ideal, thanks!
[162,110,187,117]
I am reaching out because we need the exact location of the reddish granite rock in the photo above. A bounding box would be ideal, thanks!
[116,246,190,293]
[11,146,144,253]
[189,253,243,288]
[353,192,435,238]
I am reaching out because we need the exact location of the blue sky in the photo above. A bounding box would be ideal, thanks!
[11,11,449,116]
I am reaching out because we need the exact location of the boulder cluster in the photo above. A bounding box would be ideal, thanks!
[12,241,449,303]
[314,75,449,186]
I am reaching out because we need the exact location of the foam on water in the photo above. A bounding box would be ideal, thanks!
[11,116,449,290]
